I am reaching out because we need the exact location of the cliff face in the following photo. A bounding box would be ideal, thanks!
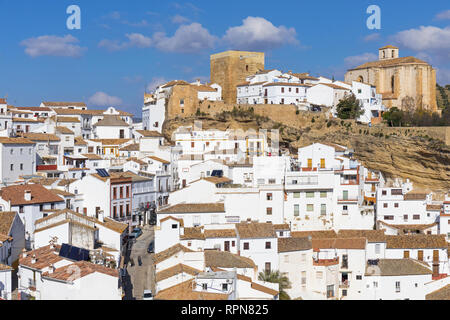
[163,110,450,193]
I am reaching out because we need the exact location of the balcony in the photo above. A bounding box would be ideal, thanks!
[339,280,350,289]
[338,197,358,203]
[313,257,339,267]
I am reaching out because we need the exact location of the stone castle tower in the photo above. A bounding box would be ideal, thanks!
[210,50,265,104]
[345,45,437,112]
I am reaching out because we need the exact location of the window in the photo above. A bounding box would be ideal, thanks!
[395,281,400,293]
[265,241,271,249]
[320,204,326,216]
[10,164,13,171]
[171,224,178,229]
[284,255,289,263]
[301,253,306,262]
[222,283,228,292]
[40,204,43,211]
[384,215,394,220]
[394,203,399,208]
[265,262,271,273]
[320,158,325,169]
[307,204,314,212]
[293,192,300,198]
[382,190,387,195]
[19,206,24,213]
[202,283,207,291]
[126,186,130,198]
[320,191,327,198]
[266,207,272,215]
[119,187,123,198]
[404,215,408,221]
[316,271,323,279]
[373,281,378,288]
[51,203,55,210]
[343,190,349,200]
[356,275,362,280]
[301,271,306,286]
[342,289,348,296]
[294,204,300,217]
[268,179,276,184]
[413,215,420,220]
[266,193,273,201]
[281,87,285,93]
[306,192,314,198]
[243,242,249,250]
[113,187,117,200]
[375,244,381,254]
[342,254,348,268]
[326,285,334,298]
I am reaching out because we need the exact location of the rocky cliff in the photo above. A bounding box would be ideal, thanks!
[163,109,450,193]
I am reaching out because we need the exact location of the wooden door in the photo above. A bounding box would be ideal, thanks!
[403,250,410,258]
[307,159,312,168]
[224,241,230,252]
[320,158,325,169]
[418,250,423,261]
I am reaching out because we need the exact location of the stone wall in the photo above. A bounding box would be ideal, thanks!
[366,126,450,145]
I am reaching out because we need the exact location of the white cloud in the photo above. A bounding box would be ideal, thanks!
[88,92,122,107]
[172,14,190,24]
[344,53,378,67]
[21,35,86,58]
[435,10,450,20]
[392,26,450,52]
[152,23,217,53]
[146,77,168,92]
[223,17,298,51]
[98,33,152,51]
[363,33,381,42]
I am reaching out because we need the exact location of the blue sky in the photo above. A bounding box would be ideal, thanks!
[0,0,449,117]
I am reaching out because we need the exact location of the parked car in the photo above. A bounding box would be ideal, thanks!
[143,289,153,300]
[147,241,154,254]
[131,228,142,238]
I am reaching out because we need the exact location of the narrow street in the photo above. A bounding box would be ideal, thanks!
[123,225,155,300]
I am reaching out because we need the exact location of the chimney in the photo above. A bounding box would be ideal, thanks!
[48,264,55,274]
[98,210,105,223]
[24,190,31,201]
[31,254,36,264]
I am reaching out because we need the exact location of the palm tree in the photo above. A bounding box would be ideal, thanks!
[258,269,292,300]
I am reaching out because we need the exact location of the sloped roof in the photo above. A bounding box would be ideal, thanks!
[42,261,118,281]
[204,229,236,238]
[21,133,60,142]
[365,259,432,276]
[180,227,205,240]
[136,130,163,138]
[0,184,64,206]
[43,102,86,107]
[236,222,276,239]
[385,235,448,249]
[154,279,229,300]
[426,284,450,300]
[158,203,225,214]
[312,238,367,250]
[19,245,64,270]
[55,126,74,134]
[155,263,202,282]
[0,212,17,236]
[278,237,312,253]
[348,56,429,71]
[153,244,194,265]
[337,229,386,243]
[204,250,256,269]
[0,137,35,145]
[93,116,129,127]
[291,230,337,239]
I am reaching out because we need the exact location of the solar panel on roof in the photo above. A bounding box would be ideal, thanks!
[59,243,90,261]
[96,168,110,177]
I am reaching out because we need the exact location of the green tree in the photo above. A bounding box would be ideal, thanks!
[382,107,404,127]
[258,270,292,300]
[336,94,363,120]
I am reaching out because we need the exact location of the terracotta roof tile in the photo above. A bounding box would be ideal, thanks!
[0,137,35,145]
[180,227,205,240]
[19,245,64,270]
[0,184,64,206]
[278,237,312,253]
[136,130,163,138]
[291,230,337,239]
[337,229,386,243]
[204,229,236,238]
[204,250,256,269]
[56,126,74,134]
[42,261,118,281]
[426,284,450,300]
[155,279,229,300]
[312,238,367,250]
[386,235,448,249]
[365,259,432,276]
[153,244,194,265]
[236,222,276,239]
[349,56,429,71]
[93,116,129,127]
[158,203,225,214]
[155,263,202,282]
[0,211,17,236]
[21,133,60,142]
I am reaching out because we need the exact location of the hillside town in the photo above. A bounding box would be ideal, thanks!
[0,47,449,301]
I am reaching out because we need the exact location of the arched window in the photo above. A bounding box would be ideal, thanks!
[391,76,395,93]
[358,76,364,83]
